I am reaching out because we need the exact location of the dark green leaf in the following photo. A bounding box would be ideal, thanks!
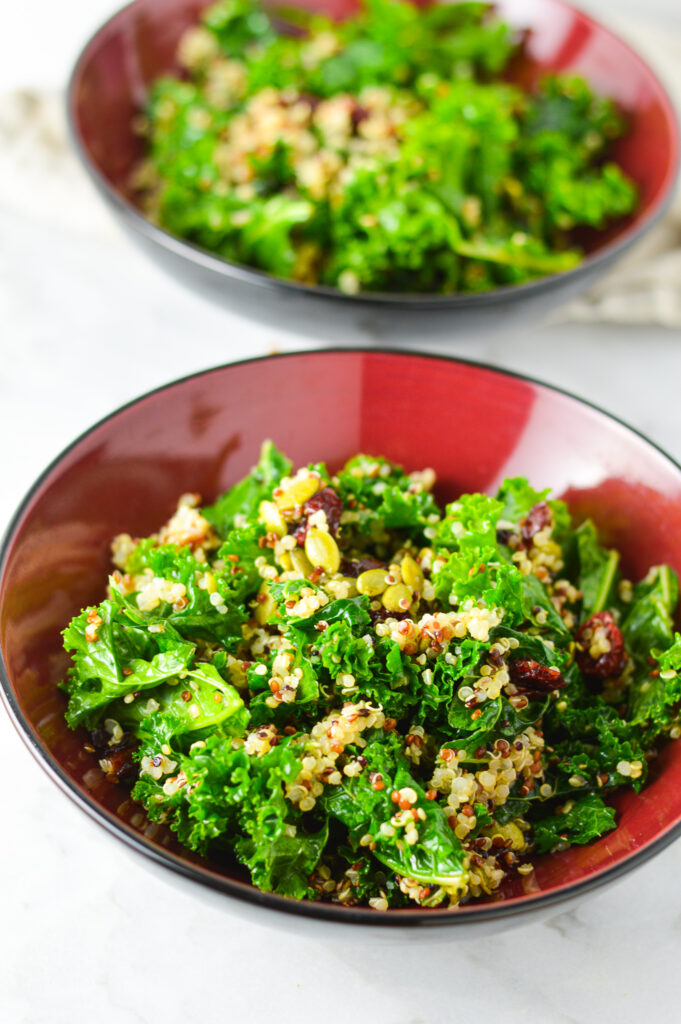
[533,793,616,854]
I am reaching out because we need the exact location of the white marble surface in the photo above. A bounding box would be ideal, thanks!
[4,1,681,1021]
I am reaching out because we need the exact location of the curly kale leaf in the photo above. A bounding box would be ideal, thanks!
[546,691,648,792]
[628,633,681,738]
[334,454,409,509]
[321,733,466,891]
[284,609,423,719]
[573,519,620,620]
[519,76,637,232]
[332,453,439,539]
[314,620,373,679]
[336,848,409,907]
[113,663,248,747]
[62,602,194,729]
[416,638,489,722]
[496,477,571,539]
[493,797,531,826]
[233,748,328,897]
[490,625,568,669]
[622,565,679,666]
[285,594,372,634]
[215,522,271,602]
[518,570,572,640]
[379,486,440,532]
[203,440,291,538]
[118,550,245,648]
[308,0,514,96]
[431,547,523,619]
[432,487,565,631]
[435,492,503,551]
[238,195,315,276]
[496,477,550,524]
[348,636,424,719]
[202,0,276,54]
[135,733,324,897]
[533,793,616,854]
[447,693,502,733]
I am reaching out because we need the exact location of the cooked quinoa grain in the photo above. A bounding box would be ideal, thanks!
[61,442,681,908]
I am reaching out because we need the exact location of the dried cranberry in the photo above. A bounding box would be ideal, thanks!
[101,745,138,783]
[340,556,386,578]
[521,502,552,548]
[508,659,566,699]
[280,92,318,112]
[369,606,409,626]
[89,730,138,783]
[90,727,115,753]
[298,92,320,110]
[293,486,343,543]
[575,611,624,680]
[488,647,505,668]
[351,104,370,129]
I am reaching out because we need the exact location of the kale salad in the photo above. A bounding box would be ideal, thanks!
[61,444,681,909]
[134,0,638,295]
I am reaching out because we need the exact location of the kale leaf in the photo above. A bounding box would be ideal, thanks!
[533,793,616,854]
[574,519,620,619]
[203,440,291,538]
[62,603,194,729]
[622,566,679,665]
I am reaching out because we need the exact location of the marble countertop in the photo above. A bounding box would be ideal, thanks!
[4,1,681,1020]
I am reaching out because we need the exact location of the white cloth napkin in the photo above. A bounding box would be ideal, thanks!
[2,15,680,326]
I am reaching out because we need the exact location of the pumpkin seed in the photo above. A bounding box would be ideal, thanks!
[382,583,412,613]
[276,476,319,510]
[254,584,276,624]
[290,546,314,576]
[305,528,341,574]
[259,500,286,537]
[401,553,424,594]
[486,821,525,851]
[277,549,293,572]
[357,568,388,597]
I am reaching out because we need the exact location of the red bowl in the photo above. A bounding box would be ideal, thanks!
[2,349,681,934]
[67,0,679,338]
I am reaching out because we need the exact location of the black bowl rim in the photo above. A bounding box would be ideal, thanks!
[66,0,680,310]
[3,348,681,929]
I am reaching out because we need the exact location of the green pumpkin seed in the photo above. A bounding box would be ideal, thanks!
[259,500,286,537]
[290,547,314,576]
[305,528,340,574]
[254,584,275,624]
[401,553,424,594]
[357,568,388,597]
[277,549,293,572]
[382,583,412,613]
[485,822,525,851]
[338,576,359,597]
[276,476,319,510]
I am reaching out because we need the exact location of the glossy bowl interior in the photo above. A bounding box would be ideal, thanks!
[67,0,679,334]
[3,349,681,932]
